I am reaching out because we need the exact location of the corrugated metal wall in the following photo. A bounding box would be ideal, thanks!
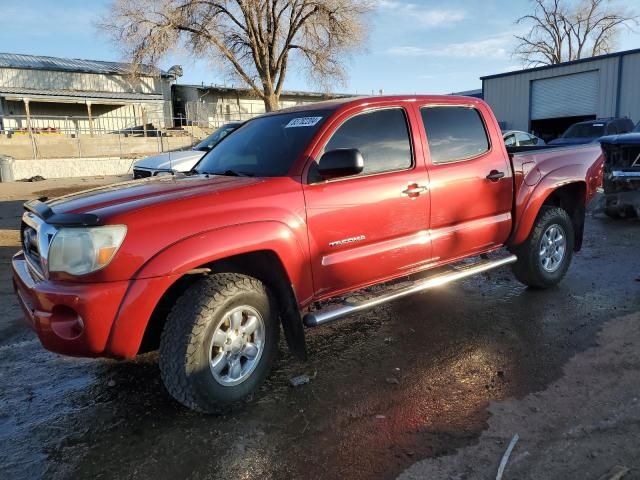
[618,52,640,123]
[0,68,162,94]
[483,54,636,131]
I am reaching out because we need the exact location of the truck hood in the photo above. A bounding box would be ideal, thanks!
[548,136,598,146]
[46,175,262,218]
[599,133,640,145]
[133,150,206,172]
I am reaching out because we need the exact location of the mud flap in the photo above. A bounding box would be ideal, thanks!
[572,203,585,251]
[281,301,308,361]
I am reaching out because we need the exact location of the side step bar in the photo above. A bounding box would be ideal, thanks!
[303,254,517,327]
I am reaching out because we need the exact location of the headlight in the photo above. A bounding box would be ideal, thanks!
[48,225,127,276]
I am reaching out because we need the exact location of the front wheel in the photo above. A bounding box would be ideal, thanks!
[159,273,279,413]
[511,207,574,289]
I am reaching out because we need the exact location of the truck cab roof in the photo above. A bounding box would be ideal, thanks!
[270,94,484,116]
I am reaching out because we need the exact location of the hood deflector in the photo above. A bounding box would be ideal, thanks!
[24,199,101,227]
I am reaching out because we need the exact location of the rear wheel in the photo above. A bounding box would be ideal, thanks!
[159,273,279,413]
[604,206,625,219]
[512,207,574,288]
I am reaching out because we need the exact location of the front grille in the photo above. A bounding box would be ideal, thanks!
[602,144,640,171]
[133,168,152,179]
[20,213,57,280]
[21,222,41,269]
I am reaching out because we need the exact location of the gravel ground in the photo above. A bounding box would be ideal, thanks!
[0,176,638,480]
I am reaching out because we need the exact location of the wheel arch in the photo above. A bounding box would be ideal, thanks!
[511,175,587,250]
[107,222,312,359]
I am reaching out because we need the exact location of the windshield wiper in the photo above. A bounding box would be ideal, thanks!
[202,169,254,177]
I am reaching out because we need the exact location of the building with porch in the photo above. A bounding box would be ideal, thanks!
[0,52,177,136]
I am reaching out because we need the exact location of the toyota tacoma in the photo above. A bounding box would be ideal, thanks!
[13,95,604,412]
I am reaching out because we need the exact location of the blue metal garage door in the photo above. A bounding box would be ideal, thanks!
[531,70,599,120]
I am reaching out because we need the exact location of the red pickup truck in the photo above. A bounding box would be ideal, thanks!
[12,95,603,412]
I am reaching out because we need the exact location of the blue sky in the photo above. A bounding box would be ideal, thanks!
[1,0,638,95]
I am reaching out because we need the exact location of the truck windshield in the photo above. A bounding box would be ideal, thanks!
[195,111,328,177]
[563,123,604,138]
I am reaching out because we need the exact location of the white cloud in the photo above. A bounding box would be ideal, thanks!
[387,35,514,59]
[377,1,467,27]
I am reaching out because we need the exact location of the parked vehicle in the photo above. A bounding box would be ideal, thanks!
[599,121,640,218]
[132,122,242,178]
[549,118,634,146]
[503,130,545,147]
[13,95,603,413]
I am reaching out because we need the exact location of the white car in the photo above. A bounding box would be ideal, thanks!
[132,122,242,179]
[502,130,545,147]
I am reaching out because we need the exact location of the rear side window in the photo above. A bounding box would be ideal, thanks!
[324,108,412,175]
[421,107,490,164]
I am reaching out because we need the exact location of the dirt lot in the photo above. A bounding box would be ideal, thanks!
[0,177,638,480]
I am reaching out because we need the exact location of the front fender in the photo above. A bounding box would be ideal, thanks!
[510,165,588,246]
[107,221,313,358]
[135,221,312,292]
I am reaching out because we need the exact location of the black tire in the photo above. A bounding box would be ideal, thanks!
[511,207,574,289]
[159,273,279,413]
[604,207,625,220]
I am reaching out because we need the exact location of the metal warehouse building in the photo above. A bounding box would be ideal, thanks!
[481,47,640,140]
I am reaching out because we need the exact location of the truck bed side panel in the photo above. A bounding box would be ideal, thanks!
[509,145,603,245]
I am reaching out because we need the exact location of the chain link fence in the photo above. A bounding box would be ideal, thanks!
[0,110,255,160]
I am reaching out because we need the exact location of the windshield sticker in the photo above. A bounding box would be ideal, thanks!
[285,116,323,128]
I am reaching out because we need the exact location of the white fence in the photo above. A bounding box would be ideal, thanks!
[0,113,250,160]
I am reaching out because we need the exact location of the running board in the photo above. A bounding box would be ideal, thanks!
[303,254,517,327]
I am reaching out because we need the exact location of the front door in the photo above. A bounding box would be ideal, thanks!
[303,107,431,298]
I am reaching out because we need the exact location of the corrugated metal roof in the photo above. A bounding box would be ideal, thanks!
[0,52,169,77]
[174,83,352,98]
[0,86,165,103]
[481,47,640,81]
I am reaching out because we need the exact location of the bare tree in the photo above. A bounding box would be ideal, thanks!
[514,0,638,66]
[101,0,372,111]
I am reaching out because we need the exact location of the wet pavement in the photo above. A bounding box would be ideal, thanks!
[0,190,638,479]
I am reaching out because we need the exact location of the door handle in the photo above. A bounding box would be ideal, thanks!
[402,184,427,197]
[486,170,505,181]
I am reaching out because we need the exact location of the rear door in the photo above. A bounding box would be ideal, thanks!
[303,106,431,298]
[418,103,513,262]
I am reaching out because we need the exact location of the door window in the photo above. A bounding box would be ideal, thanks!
[322,108,413,176]
[421,107,490,163]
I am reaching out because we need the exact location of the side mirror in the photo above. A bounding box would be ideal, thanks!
[317,149,364,180]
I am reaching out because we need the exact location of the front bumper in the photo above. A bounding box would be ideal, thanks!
[12,252,129,357]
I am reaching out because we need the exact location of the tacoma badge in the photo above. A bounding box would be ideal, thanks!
[329,235,366,248]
